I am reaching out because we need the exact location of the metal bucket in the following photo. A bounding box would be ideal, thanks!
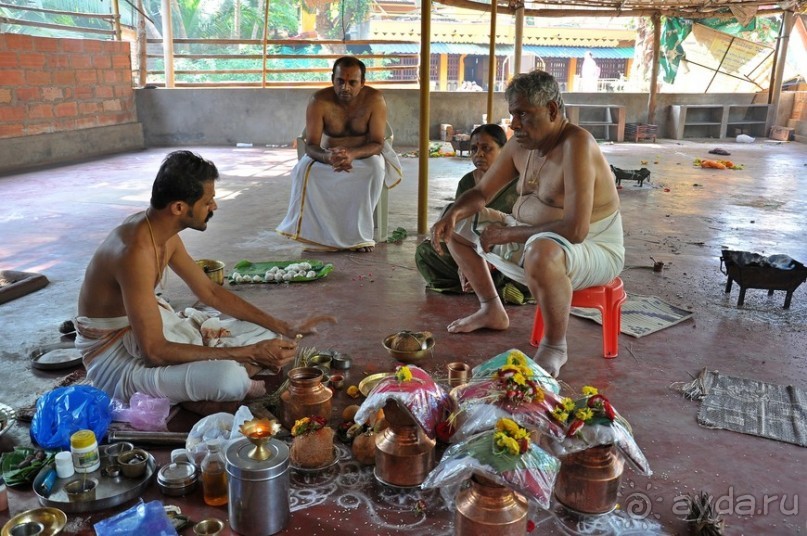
[225,438,290,536]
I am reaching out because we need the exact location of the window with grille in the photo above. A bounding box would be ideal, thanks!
[390,56,419,82]
[448,55,459,81]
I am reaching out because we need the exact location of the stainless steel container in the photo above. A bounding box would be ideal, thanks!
[157,461,198,497]
[225,437,290,536]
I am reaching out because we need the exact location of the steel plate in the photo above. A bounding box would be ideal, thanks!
[30,341,82,371]
[33,454,157,513]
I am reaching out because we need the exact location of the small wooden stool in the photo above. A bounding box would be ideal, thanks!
[530,277,627,358]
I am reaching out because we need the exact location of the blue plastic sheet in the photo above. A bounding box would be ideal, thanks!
[94,500,178,536]
[30,385,112,449]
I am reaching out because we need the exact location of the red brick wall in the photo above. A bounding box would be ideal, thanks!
[0,34,136,139]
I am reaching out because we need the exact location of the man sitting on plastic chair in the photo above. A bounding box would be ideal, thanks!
[277,56,402,252]
[430,70,625,378]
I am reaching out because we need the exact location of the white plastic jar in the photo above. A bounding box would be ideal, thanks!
[70,429,100,473]
[55,451,75,478]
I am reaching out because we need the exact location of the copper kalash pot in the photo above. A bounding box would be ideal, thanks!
[455,475,528,535]
[554,444,625,515]
[279,367,332,431]
[374,399,435,487]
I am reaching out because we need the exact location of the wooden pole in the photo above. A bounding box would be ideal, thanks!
[647,12,661,125]
[767,12,794,129]
[161,0,175,87]
[417,0,432,234]
[514,5,524,76]
[486,0,497,122]
[137,0,147,86]
[112,0,122,40]
[262,0,270,88]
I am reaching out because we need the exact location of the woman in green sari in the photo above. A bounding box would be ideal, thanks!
[416,124,527,301]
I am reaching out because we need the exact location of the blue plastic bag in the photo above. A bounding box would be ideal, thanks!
[30,385,112,449]
[94,500,178,536]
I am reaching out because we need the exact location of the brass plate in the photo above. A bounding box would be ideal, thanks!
[358,372,394,397]
[1,507,67,536]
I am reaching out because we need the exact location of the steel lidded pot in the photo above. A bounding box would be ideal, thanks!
[225,432,290,536]
[279,367,332,430]
[157,461,198,497]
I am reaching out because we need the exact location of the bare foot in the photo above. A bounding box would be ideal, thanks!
[534,341,568,378]
[447,299,509,333]
[247,379,267,398]
[348,246,374,253]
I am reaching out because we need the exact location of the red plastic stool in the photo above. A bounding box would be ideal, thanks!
[530,277,627,358]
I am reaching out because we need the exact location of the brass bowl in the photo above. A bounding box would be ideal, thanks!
[118,448,149,478]
[382,333,435,364]
[64,478,98,502]
[196,259,225,285]
[1,508,66,536]
[193,518,225,536]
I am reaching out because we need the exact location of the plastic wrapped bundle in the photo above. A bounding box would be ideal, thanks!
[354,365,449,439]
[541,387,652,476]
[449,354,566,442]
[422,418,560,510]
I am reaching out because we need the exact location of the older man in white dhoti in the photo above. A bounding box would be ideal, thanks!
[277,56,402,252]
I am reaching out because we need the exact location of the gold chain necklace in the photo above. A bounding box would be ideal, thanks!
[145,211,166,288]
[525,152,549,186]
[526,120,568,186]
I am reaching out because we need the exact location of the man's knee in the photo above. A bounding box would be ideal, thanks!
[524,239,566,278]
[196,360,252,401]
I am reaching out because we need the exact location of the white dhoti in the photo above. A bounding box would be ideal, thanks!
[74,298,278,404]
[457,210,625,290]
[277,141,402,249]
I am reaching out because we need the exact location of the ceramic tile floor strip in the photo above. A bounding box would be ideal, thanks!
[1,140,806,534]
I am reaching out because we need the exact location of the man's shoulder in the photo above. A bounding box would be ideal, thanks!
[360,85,384,102]
[311,87,337,104]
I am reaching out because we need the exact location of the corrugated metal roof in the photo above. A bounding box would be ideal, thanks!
[370,43,633,58]
[523,46,634,59]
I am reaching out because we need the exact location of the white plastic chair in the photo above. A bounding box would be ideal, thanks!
[296,123,393,242]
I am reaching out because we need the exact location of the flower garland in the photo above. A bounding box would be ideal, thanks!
[492,356,545,404]
[291,415,328,437]
[493,417,531,456]
[550,385,618,437]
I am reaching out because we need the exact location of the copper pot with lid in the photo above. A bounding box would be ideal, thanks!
[374,400,435,487]
[455,475,528,535]
[554,444,624,515]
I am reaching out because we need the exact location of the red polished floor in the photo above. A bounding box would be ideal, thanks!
[1,140,806,535]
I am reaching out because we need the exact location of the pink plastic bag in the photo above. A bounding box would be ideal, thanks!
[126,393,172,431]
